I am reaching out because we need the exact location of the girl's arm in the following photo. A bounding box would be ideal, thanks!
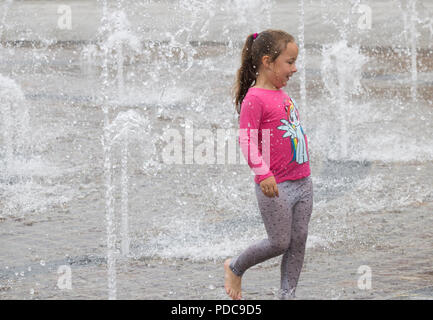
[238,95,274,183]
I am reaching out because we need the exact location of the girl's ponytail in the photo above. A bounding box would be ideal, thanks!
[233,33,258,115]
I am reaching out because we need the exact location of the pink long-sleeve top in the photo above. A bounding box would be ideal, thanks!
[238,87,311,185]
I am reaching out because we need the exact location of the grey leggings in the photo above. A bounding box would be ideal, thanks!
[229,175,313,296]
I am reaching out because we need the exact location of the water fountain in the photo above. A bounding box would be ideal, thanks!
[0,0,26,177]
[107,109,152,257]
[398,0,419,102]
[397,0,433,102]
[408,0,418,102]
[321,40,368,159]
[90,1,152,299]
[102,10,141,101]
[80,44,99,103]
[101,110,116,300]
[319,1,369,160]
[0,0,13,42]
[0,74,31,180]
[298,0,306,110]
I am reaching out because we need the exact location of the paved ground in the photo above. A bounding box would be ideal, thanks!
[1,200,432,300]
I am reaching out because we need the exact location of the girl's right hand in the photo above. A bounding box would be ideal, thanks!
[259,176,279,198]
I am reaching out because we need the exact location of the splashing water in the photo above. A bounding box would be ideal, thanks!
[0,0,13,41]
[104,11,141,101]
[398,0,420,102]
[321,40,368,159]
[0,74,31,170]
[107,109,154,257]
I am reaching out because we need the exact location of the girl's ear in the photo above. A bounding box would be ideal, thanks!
[261,55,271,69]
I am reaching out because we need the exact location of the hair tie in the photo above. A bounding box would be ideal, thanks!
[253,33,258,40]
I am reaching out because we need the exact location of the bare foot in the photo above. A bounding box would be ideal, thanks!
[224,258,242,300]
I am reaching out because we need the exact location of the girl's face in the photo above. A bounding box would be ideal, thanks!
[266,42,298,89]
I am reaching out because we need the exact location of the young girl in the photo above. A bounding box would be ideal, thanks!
[224,30,313,300]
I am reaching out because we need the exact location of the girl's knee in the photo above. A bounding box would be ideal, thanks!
[271,239,290,254]
[291,234,308,248]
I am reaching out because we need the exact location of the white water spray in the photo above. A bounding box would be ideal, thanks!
[409,0,418,102]
[102,105,117,301]
[321,40,368,159]
[102,10,141,101]
[108,109,151,257]
[98,0,117,300]
[298,0,306,110]
[398,0,420,102]
[0,0,13,42]
[0,75,31,168]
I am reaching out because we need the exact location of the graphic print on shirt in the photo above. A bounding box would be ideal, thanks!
[276,97,309,164]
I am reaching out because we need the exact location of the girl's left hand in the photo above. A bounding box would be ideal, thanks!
[260,176,279,198]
